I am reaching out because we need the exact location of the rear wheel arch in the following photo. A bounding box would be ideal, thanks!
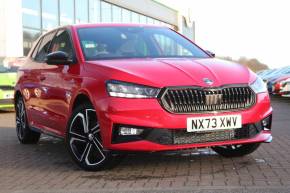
[15,94,40,144]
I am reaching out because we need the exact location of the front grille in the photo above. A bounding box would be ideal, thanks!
[159,86,256,113]
[173,125,260,145]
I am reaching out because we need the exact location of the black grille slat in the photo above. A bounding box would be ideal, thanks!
[173,125,259,144]
[160,86,255,113]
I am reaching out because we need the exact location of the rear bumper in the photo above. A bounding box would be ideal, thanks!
[95,92,272,151]
[280,90,290,97]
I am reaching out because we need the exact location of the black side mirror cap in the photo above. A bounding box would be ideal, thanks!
[206,50,215,57]
[45,51,73,65]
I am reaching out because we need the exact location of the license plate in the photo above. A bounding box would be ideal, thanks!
[4,93,14,99]
[187,115,242,132]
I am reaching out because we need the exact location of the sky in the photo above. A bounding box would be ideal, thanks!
[159,0,290,68]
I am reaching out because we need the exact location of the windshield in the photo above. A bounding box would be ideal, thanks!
[77,27,209,60]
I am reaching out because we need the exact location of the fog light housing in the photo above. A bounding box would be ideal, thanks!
[262,115,272,130]
[262,120,268,127]
[118,126,144,136]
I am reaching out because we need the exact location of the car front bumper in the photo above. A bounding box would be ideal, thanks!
[96,92,272,151]
[0,90,14,110]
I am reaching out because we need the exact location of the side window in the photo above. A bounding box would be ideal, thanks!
[31,37,43,59]
[50,30,74,59]
[34,32,56,62]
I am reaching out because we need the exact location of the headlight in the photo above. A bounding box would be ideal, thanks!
[106,80,160,98]
[250,77,267,93]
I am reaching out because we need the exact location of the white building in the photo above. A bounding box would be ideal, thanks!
[0,0,195,62]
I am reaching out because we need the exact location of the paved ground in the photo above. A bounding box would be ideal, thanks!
[1,96,290,193]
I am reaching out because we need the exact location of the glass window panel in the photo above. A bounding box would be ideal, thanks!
[89,0,100,23]
[112,5,122,23]
[77,27,209,60]
[101,1,112,22]
[23,28,41,56]
[42,0,58,30]
[60,0,74,25]
[75,0,88,23]
[22,0,41,29]
[153,19,161,25]
[139,15,147,24]
[31,37,43,59]
[131,12,139,23]
[50,30,74,59]
[35,31,56,61]
[122,9,131,23]
[147,17,154,24]
[153,33,193,56]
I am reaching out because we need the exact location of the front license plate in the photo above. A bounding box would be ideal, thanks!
[187,115,242,132]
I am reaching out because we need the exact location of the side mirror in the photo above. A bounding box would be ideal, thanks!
[206,50,215,57]
[45,51,72,65]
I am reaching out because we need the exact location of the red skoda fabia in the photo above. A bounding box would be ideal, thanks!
[15,24,272,171]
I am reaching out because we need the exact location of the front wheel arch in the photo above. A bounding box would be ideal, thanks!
[71,93,93,111]
[14,90,22,108]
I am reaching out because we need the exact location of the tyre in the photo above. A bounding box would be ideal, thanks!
[211,143,260,157]
[15,96,41,144]
[66,103,120,171]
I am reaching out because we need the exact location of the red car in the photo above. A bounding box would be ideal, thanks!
[15,24,272,171]
[272,75,290,95]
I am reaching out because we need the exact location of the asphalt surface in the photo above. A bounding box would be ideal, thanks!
[0,96,290,193]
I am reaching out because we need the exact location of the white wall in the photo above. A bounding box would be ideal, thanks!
[106,0,178,26]
[0,0,23,58]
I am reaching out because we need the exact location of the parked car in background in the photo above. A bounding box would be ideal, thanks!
[0,63,18,111]
[262,66,290,82]
[268,74,290,95]
[258,69,279,80]
[3,57,26,68]
[257,69,274,79]
[257,66,290,94]
[0,57,25,111]
[280,78,290,97]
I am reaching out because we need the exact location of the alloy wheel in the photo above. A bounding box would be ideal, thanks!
[68,109,106,166]
[16,99,26,140]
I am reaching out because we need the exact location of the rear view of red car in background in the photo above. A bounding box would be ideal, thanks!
[269,75,290,95]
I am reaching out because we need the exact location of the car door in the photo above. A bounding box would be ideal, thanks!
[24,31,56,129]
[38,29,80,136]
